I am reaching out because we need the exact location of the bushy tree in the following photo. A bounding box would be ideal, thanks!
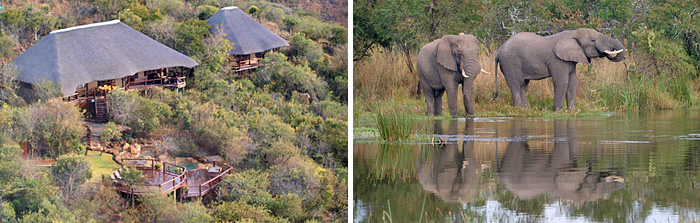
[256,52,328,101]
[51,155,92,202]
[181,200,213,223]
[218,169,273,207]
[14,99,85,158]
[247,110,296,147]
[212,201,289,223]
[176,19,210,56]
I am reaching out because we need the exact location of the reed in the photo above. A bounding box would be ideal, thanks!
[376,108,416,141]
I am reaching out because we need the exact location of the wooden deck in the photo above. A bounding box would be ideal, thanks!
[108,159,232,198]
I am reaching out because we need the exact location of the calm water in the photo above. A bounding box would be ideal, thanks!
[354,110,700,223]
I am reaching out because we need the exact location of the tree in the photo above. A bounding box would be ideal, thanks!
[51,155,92,202]
[217,169,273,207]
[120,167,145,207]
[181,200,213,223]
[14,99,85,158]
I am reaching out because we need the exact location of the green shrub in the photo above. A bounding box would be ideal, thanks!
[0,34,15,59]
[181,200,212,223]
[249,5,259,15]
[262,140,301,164]
[286,33,324,64]
[51,155,92,200]
[14,99,85,158]
[256,52,328,101]
[108,90,172,138]
[197,5,220,22]
[175,19,210,56]
[212,201,289,223]
[218,169,273,207]
[119,9,143,30]
[248,111,296,147]
[268,157,323,201]
[100,122,121,142]
[271,193,306,222]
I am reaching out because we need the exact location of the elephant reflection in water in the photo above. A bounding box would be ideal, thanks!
[498,119,625,201]
[418,119,487,203]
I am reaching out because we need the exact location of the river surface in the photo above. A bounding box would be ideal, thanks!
[354,110,700,222]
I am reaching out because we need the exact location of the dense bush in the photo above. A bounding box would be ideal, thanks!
[247,109,296,147]
[256,52,328,101]
[100,122,121,142]
[108,90,172,137]
[218,169,273,207]
[14,99,85,158]
[268,156,323,201]
[212,201,289,223]
[51,155,93,201]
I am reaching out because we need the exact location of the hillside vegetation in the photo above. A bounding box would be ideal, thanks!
[355,0,700,121]
[0,0,347,222]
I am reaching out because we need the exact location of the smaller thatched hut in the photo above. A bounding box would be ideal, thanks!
[206,6,289,72]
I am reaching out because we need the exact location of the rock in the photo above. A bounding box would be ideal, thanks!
[129,145,141,155]
[205,155,223,163]
[122,143,130,152]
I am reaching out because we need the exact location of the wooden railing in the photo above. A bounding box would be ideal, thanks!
[114,159,187,194]
[155,162,187,193]
[189,161,233,197]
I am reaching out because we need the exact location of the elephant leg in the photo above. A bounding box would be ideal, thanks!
[565,71,578,110]
[520,79,530,107]
[443,78,460,118]
[506,78,523,107]
[552,73,570,111]
[434,89,445,115]
[462,79,475,118]
[421,83,437,116]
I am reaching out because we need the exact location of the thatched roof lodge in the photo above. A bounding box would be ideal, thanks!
[206,6,289,72]
[10,20,198,122]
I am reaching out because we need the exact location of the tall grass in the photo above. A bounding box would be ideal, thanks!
[376,108,416,141]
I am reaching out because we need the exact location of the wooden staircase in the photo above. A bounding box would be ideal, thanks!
[95,97,109,123]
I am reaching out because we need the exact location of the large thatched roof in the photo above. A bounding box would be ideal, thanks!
[206,6,289,55]
[10,20,198,96]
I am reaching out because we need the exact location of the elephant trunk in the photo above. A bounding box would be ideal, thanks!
[461,58,480,117]
[460,58,481,79]
[601,35,626,62]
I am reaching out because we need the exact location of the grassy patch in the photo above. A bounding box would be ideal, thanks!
[85,150,120,181]
[376,108,417,141]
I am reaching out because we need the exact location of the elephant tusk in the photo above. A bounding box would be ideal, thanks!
[604,49,624,57]
[462,69,469,78]
[480,68,491,75]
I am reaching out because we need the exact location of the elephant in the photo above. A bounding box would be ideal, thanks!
[493,28,626,110]
[498,119,625,201]
[418,119,487,203]
[417,34,490,118]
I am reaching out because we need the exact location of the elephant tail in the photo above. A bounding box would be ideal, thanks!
[492,55,499,101]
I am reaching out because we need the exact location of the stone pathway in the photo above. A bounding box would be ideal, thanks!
[85,121,104,144]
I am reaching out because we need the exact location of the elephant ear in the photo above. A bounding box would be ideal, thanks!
[436,37,458,71]
[554,33,589,64]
